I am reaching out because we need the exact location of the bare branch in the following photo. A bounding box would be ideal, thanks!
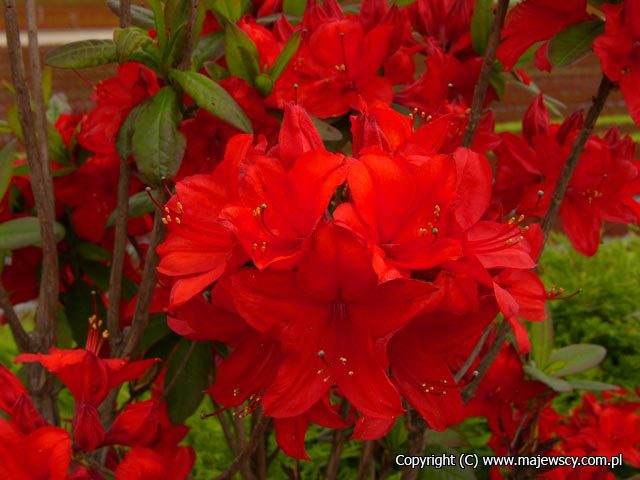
[214,412,271,480]
[540,75,613,248]
[324,399,350,480]
[454,323,494,383]
[0,281,31,352]
[118,193,168,358]
[461,0,510,148]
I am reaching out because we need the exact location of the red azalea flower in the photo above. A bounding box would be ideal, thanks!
[156,135,257,306]
[115,446,195,480]
[0,364,46,434]
[15,319,159,451]
[496,0,588,71]
[0,419,72,480]
[334,151,461,282]
[274,16,395,118]
[594,1,640,126]
[408,0,475,56]
[227,224,440,419]
[78,62,159,155]
[274,396,349,459]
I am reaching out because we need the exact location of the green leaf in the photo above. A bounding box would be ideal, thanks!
[0,140,16,202]
[42,67,53,105]
[421,446,476,479]
[7,104,22,140]
[310,116,343,142]
[546,344,607,376]
[471,0,493,55]
[529,308,554,369]
[170,69,252,132]
[106,189,158,227]
[165,0,190,34]
[192,32,225,71]
[48,124,71,166]
[116,99,151,161]
[114,27,153,64]
[269,30,301,82]
[132,87,186,185]
[203,61,230,81]
[165,340,212,424]
[567,379,619,391]
[81,260,137,300]
[224,22,260,83]
[548,21,604,68]
[212,0,248,23]
[139,314,173,352]
[163,22,188,69]
[282,0,307,17]
[0,120,11,135]
[46,93,72,124]
[524,364,573,392]
[76,242,111,261]
[107,0,156,30]
[45,40,117,69]
[0,217,65,251]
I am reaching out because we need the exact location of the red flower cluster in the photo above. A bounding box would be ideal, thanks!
[494,95,640,256]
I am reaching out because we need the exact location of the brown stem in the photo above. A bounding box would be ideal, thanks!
[106,0,133,356]
[119,0,131,28]
[540,75,613,249]
[215,406,239,456]
[118,192,168,358]
[461,321,511,403]
[214,412,271,480]
[0,281,31,352]
[324,399,350,480]
[178,0,199,71]
[356,441,375,480]
[233,411,253,480]
[4,0,60,424]
[454,323,494,383]
[461,0,510,148]
[401,410,428,480]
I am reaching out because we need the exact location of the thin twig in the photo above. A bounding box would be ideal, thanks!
[214,412,271,480]
[356,441,376,480]
[401,410,428,480]
[0,281,31,352]
[215,406,239,456]
[118,192,168,358]
[461,321,511,403]
[454,324,494,383]
[461,0,510,148]
[540,75,613,249]
[178,0,199,70]
[324,399,350,480]
[106,0,134,355]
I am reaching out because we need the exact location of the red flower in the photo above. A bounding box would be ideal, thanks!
[408,0,475,56]
[156,135,256,306]
[228,224,440,419]
[334,151,461,282]
[0,364,46,434]
[594,1,640,126]
[496,0,588,71]
[0,419,72,480]
[16,320,158,451]
[115,446,195,480]
[78,62,159,155]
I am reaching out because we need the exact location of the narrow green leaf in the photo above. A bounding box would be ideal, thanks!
[471,0,493,55]
[224,22,260,83]
[212,0,248,23]
[524,364,573,392]
[170,69,252,132]
[132,87,185,185]
[547,344,607,376]
[116,99,151,161]
[0,217,65,251]
[282,0,307,16]
[42,67,53,105]
[114,27,153,64]
[310,116,343,142]
[165,341,212,424]
[269,30,301,82]
[0,140,16,202]
[106,189,158,228]
[529,308,554,370]
[45,40,117,69]
[567,379,619,391]
[76,242,111,261]
[192,32,225,71]
[548,21,604,68]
